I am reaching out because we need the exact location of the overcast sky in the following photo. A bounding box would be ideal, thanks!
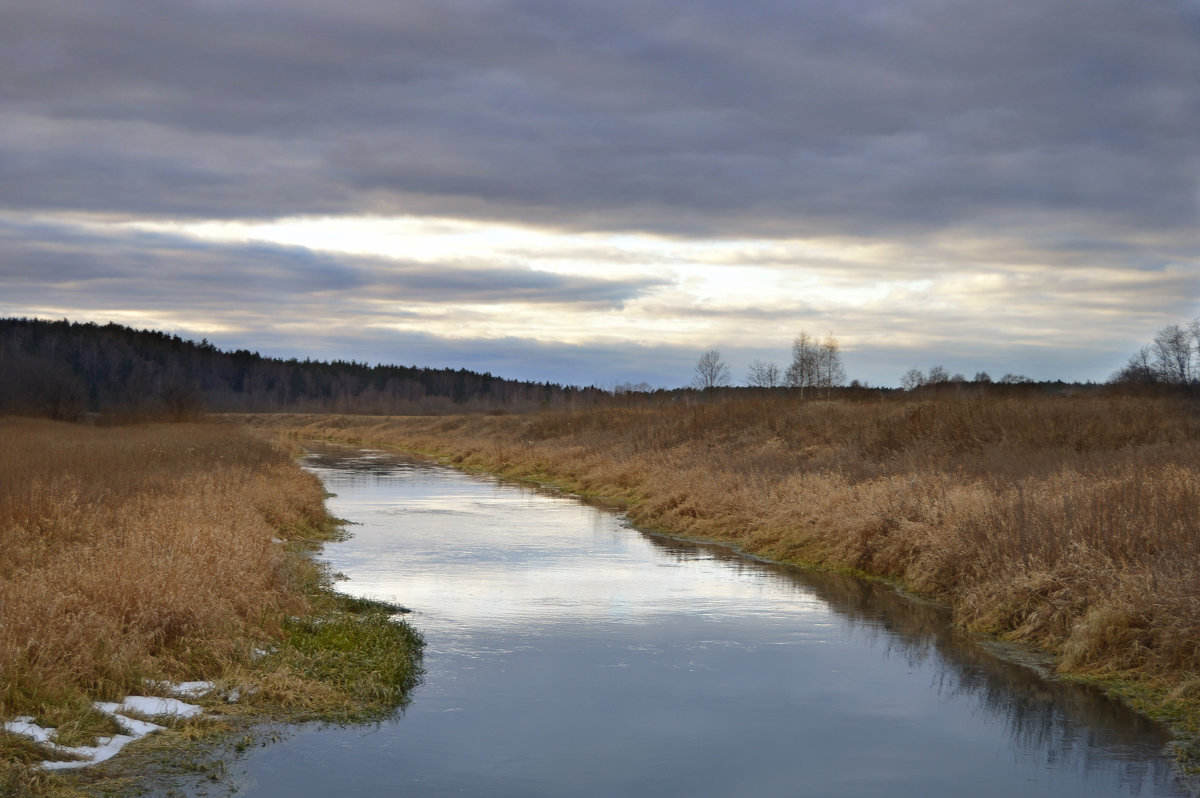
[2,0,1198,388]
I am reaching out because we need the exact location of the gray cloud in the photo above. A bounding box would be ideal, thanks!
[1,0,1196,241]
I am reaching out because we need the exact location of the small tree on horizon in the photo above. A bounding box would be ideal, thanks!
[692,349,731,389]
[900,368,925,391]
[786,331,845,397]
[926,365,951,385]
[746,359,781,388]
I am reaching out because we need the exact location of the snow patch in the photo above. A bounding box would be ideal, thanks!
[41,734,140,771]
[4,718,56,745]
[89,707,164,738]
[3,690,205,769]
[104,695,204,718]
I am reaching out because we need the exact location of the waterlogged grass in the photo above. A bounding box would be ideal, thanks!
[268,598,424,722]
[0,418,423,797]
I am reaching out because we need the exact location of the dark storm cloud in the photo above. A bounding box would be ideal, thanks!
[0,217,665,308]
[2,0,1197,239]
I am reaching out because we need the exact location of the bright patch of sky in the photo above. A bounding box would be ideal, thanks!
[111,215,995,344]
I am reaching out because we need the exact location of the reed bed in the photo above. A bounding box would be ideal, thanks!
[244,394,1200,700]
[0,418,421,796]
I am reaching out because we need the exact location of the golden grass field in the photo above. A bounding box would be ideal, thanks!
[244,391,1200,762]
[0,418,421,796]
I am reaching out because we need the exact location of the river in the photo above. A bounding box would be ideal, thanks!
[224,444,1191,797]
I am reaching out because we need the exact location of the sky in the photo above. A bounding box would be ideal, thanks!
[2,0,1198,388]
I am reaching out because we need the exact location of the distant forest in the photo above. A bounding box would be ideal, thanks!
[2,316,1194,422]
[0,318,604,419]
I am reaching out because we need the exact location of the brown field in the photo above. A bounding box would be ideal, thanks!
[0,418,420,795]
[244,392,1200,753]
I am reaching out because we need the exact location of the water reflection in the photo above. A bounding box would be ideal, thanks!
[226,444,1191,798]
[641,535,1183,795]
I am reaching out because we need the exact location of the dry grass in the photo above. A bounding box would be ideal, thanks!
[0,420,321,712]
[0,417,421,796]
[243,393,1200,687]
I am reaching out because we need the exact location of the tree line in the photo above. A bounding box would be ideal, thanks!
[0,318,603,420]
[5,316,1194,422]
[691,318,1200,396]
[899,319,1200,392]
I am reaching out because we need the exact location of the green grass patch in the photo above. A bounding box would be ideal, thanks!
[266,594,424,723]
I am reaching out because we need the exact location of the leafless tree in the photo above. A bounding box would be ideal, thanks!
[692,349,731,389]
[816,333,846,392]
[1113,318,1200,386]
[1152,323,1195,385]
[786,331,845,397]
[746,359,781,388]
[900,368,925,391]
[785,332,816,394]
[1114,347,1156,384]
[926,365,951,384]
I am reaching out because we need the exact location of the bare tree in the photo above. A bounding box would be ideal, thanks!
[784,332,817,395]
[1113,318,1200,386]
[1152,323,1195,385]
[1113,347,1156,384]
[900,368,925,391]
[926,365,951,384]
[785,332,847,397]
[816,333,846,393]
[692,349,731,389]
[746,359,781,388]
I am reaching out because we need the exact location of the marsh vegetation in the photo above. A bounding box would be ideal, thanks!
[248,391,1200,764]
[0,419,422,797]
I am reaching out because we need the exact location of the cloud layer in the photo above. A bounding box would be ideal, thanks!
[1,0,1197,385]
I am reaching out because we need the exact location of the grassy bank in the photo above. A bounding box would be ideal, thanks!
[0,418,423,797]
[243,392,1200,765]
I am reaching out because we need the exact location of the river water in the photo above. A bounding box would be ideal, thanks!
[226,445,1191,797]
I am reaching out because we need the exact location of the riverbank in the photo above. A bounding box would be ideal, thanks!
[240,393,1200,769]
[0,418,423,797]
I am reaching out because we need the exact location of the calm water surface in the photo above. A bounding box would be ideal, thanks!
[228,445,1191,797]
